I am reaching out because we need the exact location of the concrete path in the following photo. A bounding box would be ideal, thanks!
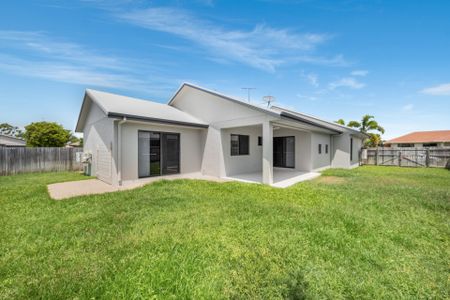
[48,172,227,200]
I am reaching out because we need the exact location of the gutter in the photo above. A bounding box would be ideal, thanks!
[108,112,208,129]
[280,111,342,134]
[117,117,127,186]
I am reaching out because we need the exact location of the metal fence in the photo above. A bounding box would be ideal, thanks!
[361,147,450,168]
[0,146,84,176]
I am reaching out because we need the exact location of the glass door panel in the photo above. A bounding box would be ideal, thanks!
[150,132,161,176]
[162,133,180,175]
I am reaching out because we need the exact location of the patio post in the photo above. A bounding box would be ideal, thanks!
[262,121,273,184]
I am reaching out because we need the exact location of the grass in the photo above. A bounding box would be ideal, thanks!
[0,166,449,299]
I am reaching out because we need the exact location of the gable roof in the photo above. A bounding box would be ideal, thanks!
[387,130,450,144]
[168,82,280,118]
[75,89,208,132]
[169,83,366,135]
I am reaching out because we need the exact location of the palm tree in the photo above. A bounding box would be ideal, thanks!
[346,115,385,135]
[334,115,385,147]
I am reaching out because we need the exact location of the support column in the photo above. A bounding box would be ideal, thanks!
[262,121,273,185]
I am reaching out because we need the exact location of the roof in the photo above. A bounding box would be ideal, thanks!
[76,83,369,137]
[168,82,280,118]
[387,130,450,144]
[0,134,26,146]
[75,89,208,132]
[169,83,362,135]
[270,106,368,136]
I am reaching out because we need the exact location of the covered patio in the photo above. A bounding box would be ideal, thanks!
[224,168,320,188]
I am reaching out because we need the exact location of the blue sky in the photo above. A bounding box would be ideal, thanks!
[1,0,449,139]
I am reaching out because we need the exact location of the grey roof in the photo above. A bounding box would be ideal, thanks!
[270,106,365,136]
[76,89,208,132]
[169,83,361,135]
[0,134,26,146]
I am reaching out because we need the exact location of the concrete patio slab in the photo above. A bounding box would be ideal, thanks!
[48,172,227,200]
[224,169,321,188]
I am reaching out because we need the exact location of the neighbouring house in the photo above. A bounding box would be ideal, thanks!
[75,83,366,187]
[385,130,450,148]
[0,134,26,147]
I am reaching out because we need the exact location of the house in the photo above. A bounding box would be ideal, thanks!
[385,130,450,148]
[0,134,26,147]
[75,83,366,187]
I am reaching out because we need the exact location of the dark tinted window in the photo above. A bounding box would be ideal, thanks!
[231,134,249,155]
[318,144,322,154]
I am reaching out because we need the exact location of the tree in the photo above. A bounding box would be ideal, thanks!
[24,122,71,147]
[347,115,385,135]
[335,119,346,126]
[0,123,23,137]
[365,133,381,148]
[334,115,385,147]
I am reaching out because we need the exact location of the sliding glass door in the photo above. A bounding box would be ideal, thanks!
[273,136,295,168]
[138,131,179,178]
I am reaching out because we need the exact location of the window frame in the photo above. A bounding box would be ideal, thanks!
[350,138,353,161]
[318,144,322,154]
[231,134,250,156]
[325,144,329,154]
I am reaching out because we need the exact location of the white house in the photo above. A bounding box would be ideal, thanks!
[75,83,365,187]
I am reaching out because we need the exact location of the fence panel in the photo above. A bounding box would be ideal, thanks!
[0,147,83,176]
[361,147,450,168]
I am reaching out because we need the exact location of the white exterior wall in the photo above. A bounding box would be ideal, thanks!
[221,125,262,176]
[273,128,312,171]
[330,133,363,169]
[311,132,332,171]
[351,136,363,167]
[119,122,205,182]
[170,87,277,177]
[83,101,116,184]
[331,133,351,168]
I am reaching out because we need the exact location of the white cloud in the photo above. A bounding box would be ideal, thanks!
[328,77,365,90]
[350,70,368,76]
[420,83,450,96]
[296,93,317,101]
[0,30,174,94]
[118,7,344,71]
[301,71,319,87]
[401,103,414,111]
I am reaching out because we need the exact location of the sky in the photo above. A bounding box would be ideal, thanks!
[0,0,449,139]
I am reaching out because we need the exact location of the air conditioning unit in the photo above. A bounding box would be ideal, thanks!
[81,152,92,164]
[76,152,93,176]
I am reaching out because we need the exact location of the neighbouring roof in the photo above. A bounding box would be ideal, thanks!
[75,89,209,132]
[0,134,26,146]
[387,130,450,144]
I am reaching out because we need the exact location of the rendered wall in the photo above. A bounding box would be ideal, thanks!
[221,125,263,176]
[331,133,351,168]
[119,122,205,182]
[311,132,332,170]
[82,101,116,184]
[273,128,312,171]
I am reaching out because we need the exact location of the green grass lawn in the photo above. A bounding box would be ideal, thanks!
[0,167,449,299]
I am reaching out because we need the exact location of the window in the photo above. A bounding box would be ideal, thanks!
[325,144,329,154]
[398,143,414,148]
[318,144,322,154]
[258,136,262,146]
[231,134,249,156]
[350,138,353,161]
[423,143,437,147]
